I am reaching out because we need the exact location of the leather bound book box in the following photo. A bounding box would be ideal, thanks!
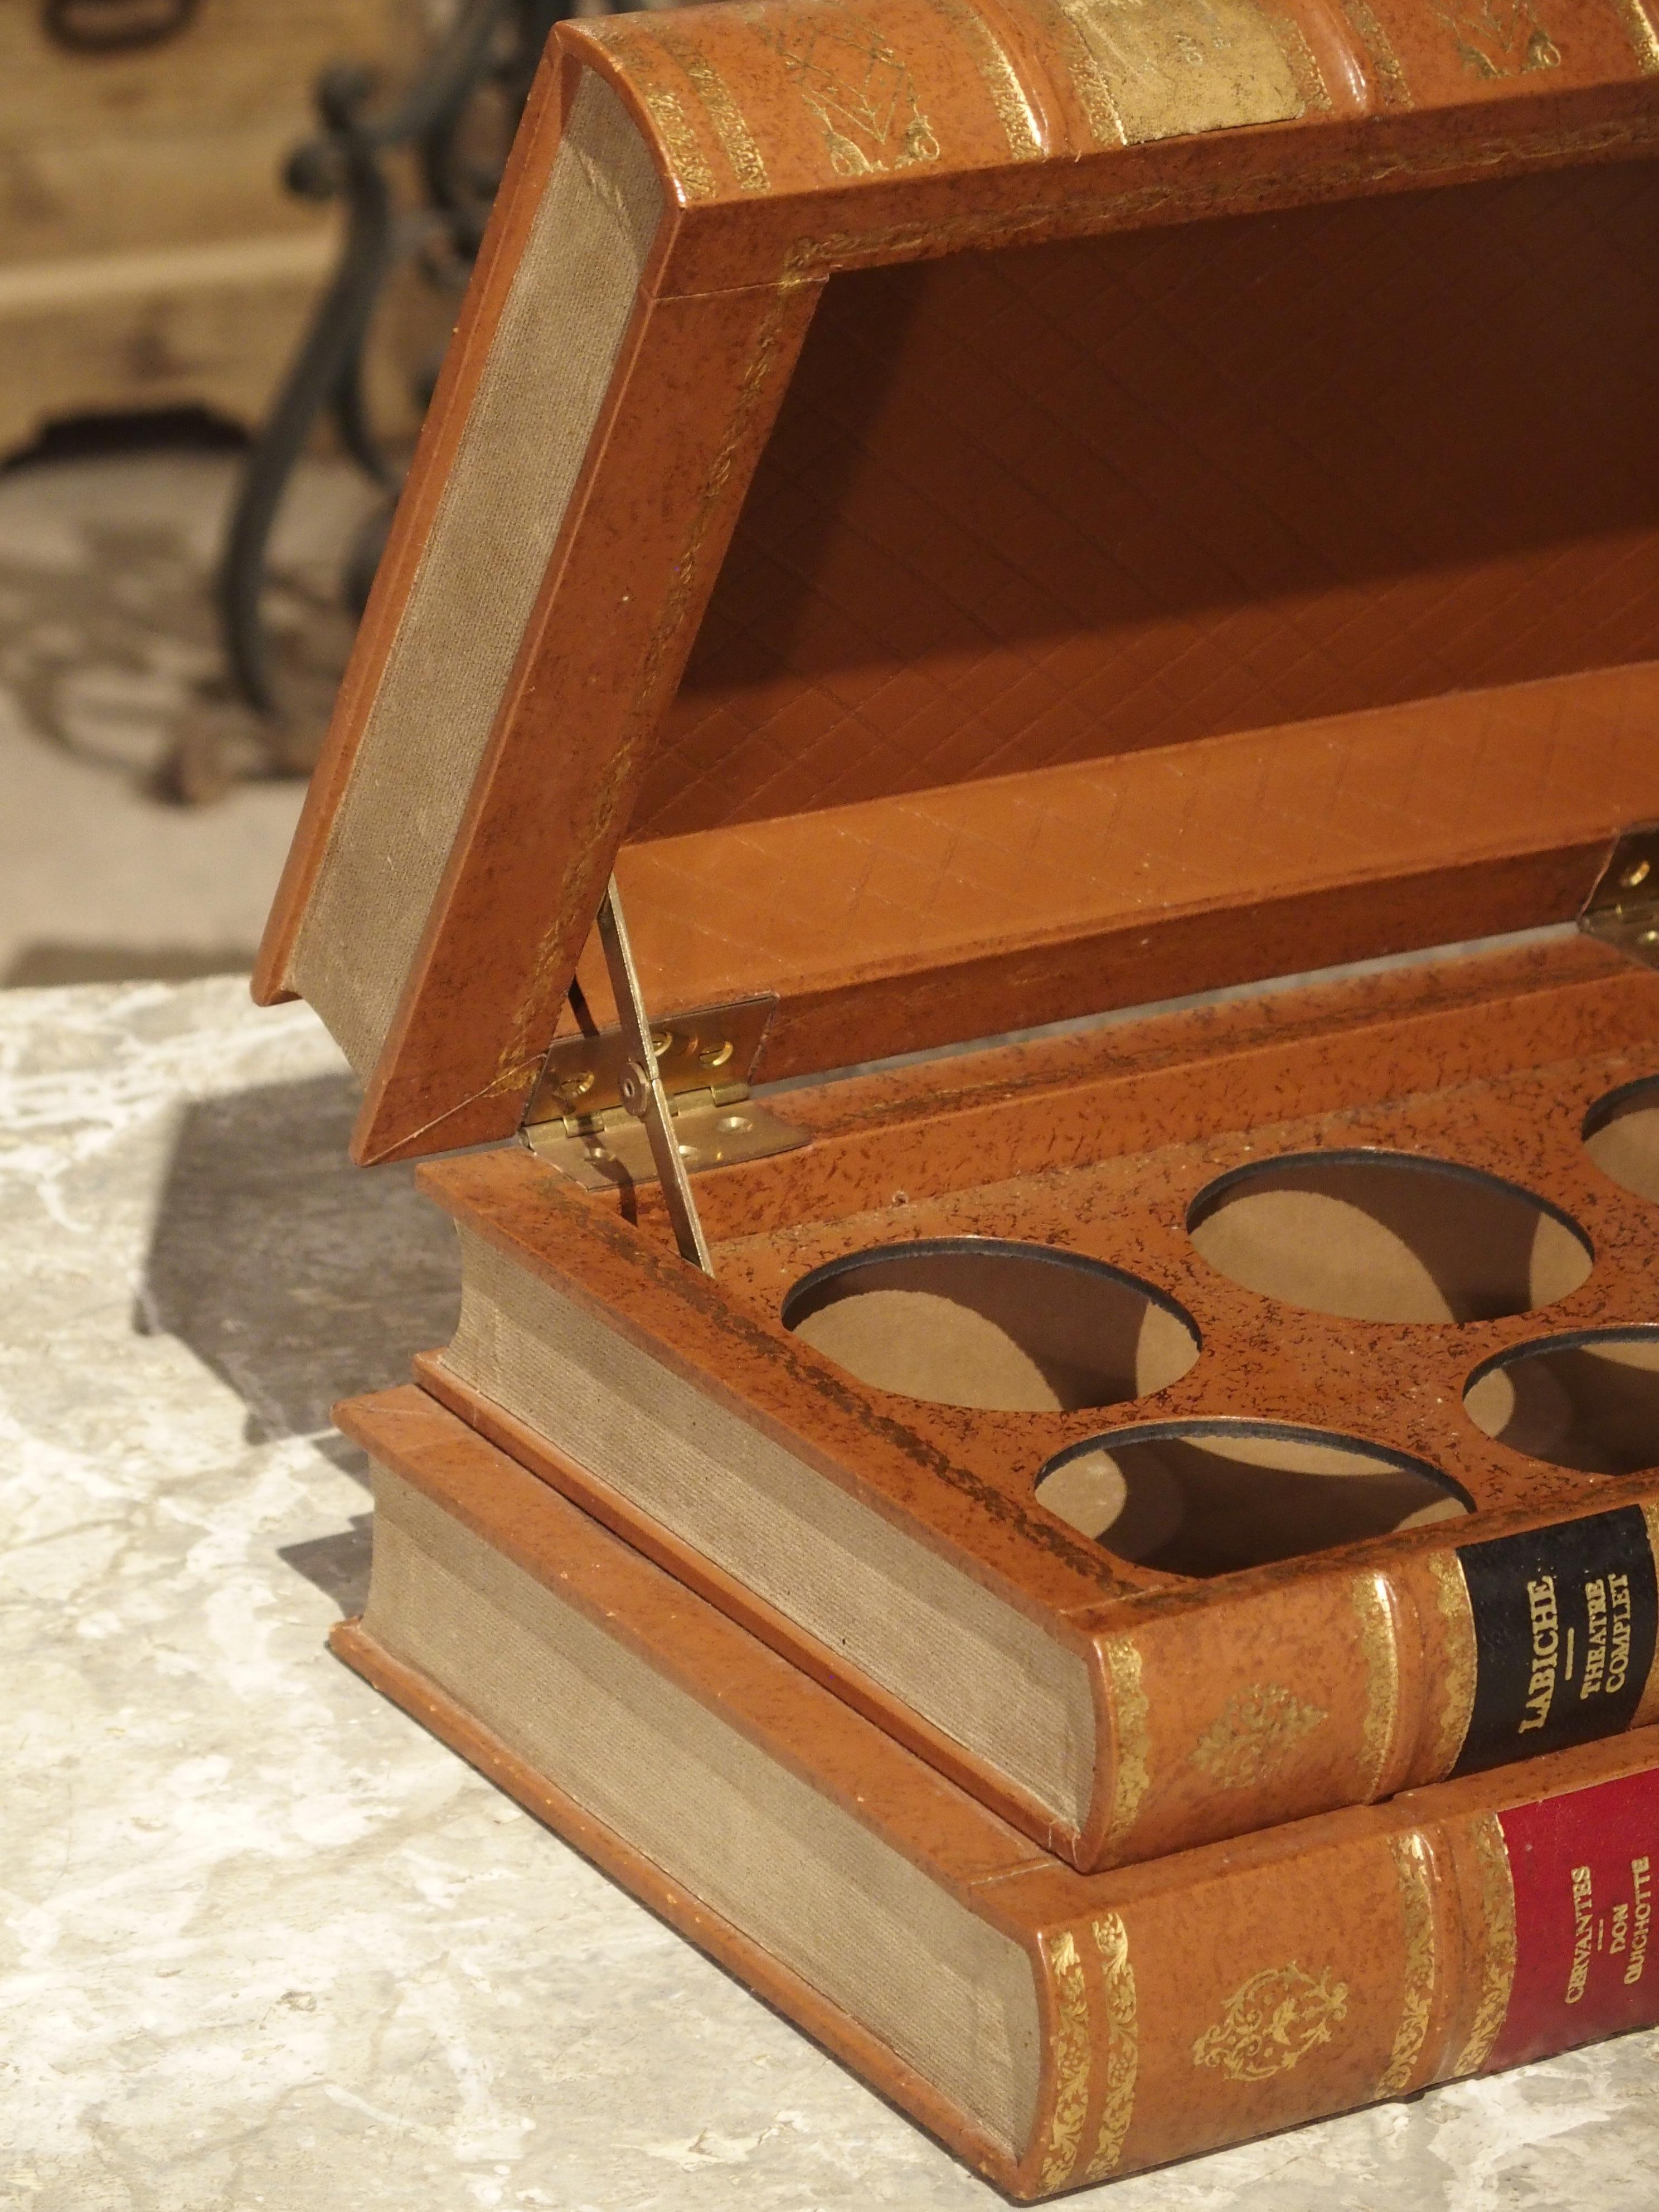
[258,0,1659,1875]
[331,1381,1659,2201]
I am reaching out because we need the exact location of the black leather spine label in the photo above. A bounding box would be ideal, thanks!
[1453,1505,1657,1776]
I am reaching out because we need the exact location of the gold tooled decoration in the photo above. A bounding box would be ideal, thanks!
[1190,1682,1328,1789]
[1192,1962,1350,2082]
[1611,0,1659,70]
[1102,1635,1151,1855]
[1026,0,1126,144]
[1427,1550,1477,1778]
[1040,1929,1092,2191]
[1352,1572,1401,1799]
[772,102,1659,289]
[919,0,1044,156]
[654,32,772,192]
[1453,1812,1517,2075]
[1268,13,1335,109]
[1048,0,1303,147]
[759,6,940,176]
[1428,0,1559,76]
[624,58,719,201]
[1377,1831,1438,2096]
[1635,1501,1659,1728]
[1085,1914,1138,2180]
[1338,0,1413,104]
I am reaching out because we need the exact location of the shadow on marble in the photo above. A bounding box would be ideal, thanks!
[138,1069,460,1448]
[3,940,260,986]
[278,1510,376,1618]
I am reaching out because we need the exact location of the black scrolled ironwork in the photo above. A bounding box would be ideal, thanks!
[216,0,566,743]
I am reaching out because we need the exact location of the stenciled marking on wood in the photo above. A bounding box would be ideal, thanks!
[599,30,720,200]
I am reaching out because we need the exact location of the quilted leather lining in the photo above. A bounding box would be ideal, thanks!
[591,663,1659,1025]
[638,161,1659,843]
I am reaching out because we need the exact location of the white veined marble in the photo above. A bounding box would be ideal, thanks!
[3,976,1657,2211]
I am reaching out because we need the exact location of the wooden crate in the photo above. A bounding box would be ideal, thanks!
[0,0,437,456]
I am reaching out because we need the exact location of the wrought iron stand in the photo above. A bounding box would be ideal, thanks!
[210,0,566,777]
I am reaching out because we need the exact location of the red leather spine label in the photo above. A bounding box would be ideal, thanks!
[1489,1768,1659,2072]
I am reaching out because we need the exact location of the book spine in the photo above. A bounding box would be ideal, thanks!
[1020,1758,1659,2197]
[573,0,1659,231]
[332,1571,1659,2201]
[335,1386,1659,2199]
[419,1131,1659,1874]
[1081,1500,1659,1868]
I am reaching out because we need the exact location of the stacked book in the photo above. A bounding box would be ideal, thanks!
[258,0,1659,2193]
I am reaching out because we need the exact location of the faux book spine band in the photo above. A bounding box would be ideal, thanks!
[336,1386,1659,2201]
[1075,1500,1659,1867]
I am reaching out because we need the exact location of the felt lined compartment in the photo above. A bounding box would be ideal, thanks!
[782,1239,1198,1414]
[1185,1151,1593,1325]
[690,944,1659,1584]
[1584,1078,1659,1206]
[1034,1422,1469,1579]
[1465,1330,1659,1477]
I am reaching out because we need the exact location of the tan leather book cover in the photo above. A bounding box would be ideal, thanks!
[334,1383,1659,2201]
[248,0,1659,1889]
[251,0,1659,1163]
[408,935,1659,1874]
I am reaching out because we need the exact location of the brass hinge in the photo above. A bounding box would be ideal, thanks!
[1580,825,1659,968]
[521,878,808,1268]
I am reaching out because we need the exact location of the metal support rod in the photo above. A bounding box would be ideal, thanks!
[595,876,715,1276]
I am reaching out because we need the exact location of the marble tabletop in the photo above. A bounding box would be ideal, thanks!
[3,976,1656,2212]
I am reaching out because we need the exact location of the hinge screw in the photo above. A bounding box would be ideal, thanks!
[618,1061,650,1118]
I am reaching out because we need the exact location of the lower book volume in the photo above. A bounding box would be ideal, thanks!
[333,1384,1659,2200]
[1489,1770,1659,2070]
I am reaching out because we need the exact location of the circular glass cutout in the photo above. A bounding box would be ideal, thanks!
[1584,1077,1659,1205]
[1464,1328,1659,1475]
[1035,1420,1468,1578]
[1187,1149,1591,1324]
[781,1238,1198,1414]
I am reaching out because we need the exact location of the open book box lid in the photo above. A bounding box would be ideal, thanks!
[256,0,1659,1164]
